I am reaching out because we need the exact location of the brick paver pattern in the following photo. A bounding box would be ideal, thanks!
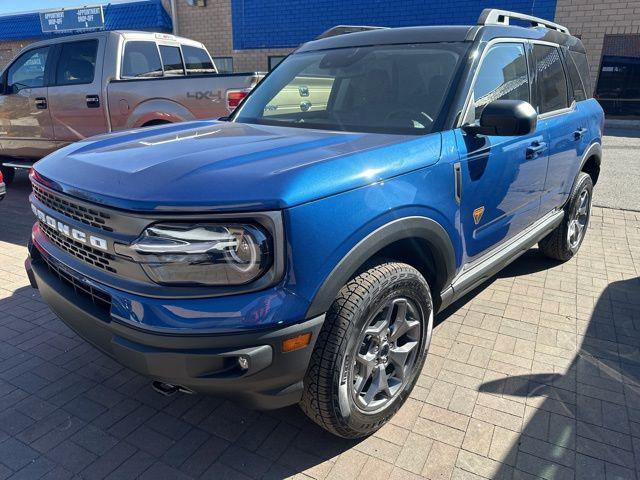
[0,178,639,480]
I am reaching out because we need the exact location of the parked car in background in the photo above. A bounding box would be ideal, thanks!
[0,170,5,201]
[26,10,603,438]
[0,30,264,184]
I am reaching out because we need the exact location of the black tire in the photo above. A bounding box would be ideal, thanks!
[539,172,593,261]
[1,166,15,186]
[300,262,433,438]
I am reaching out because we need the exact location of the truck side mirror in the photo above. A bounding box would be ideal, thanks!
[464,100,537,137]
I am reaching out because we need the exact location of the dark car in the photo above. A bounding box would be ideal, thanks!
[26,9,603,438]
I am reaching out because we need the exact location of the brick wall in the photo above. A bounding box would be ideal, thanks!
[554,0,640,89]
[0,40,34,69]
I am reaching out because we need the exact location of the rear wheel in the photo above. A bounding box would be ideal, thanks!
[539,172,593,261]
[1,166,15,186]
[300,262,433,438]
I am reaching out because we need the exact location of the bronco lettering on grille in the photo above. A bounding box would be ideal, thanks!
[31,204,109,252]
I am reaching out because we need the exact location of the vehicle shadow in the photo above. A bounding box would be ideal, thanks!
[0,170,33,247]
[478,276,640,477]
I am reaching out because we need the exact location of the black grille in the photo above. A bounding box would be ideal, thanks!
[40,253,112,314]
[40,222,117,273]
[33,184,113,232]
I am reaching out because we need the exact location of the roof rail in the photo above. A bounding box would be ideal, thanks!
[477,9,570,34]
[316,25,388,40]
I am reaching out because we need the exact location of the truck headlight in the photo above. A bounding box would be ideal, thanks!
[129,223,271,286]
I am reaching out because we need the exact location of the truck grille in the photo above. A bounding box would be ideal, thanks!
[40,222,117,273]
[40,253,112,314]
[33,184,113,232]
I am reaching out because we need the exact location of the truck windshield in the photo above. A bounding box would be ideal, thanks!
[233,42,468,135]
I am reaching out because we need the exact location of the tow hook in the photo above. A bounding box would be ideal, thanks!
[152,381,195,397]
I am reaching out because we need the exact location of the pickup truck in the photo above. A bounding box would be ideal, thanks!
[26,10,603,439]
[0,30,263,185]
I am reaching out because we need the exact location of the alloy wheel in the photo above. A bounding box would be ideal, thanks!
[568,188,590,249]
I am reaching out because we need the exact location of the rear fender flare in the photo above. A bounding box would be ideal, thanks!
[305,216,456,318]
[127,99,195,129]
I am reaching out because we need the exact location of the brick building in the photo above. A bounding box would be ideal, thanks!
[0,0,639,118]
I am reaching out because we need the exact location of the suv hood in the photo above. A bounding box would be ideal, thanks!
[34,120,442,212]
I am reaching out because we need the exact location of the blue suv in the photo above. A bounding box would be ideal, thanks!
[25,9,603,438]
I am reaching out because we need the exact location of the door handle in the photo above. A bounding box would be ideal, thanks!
[526,141,547,160]
[86,95,100,108]
[35,97,47,110]
[573,128,587,140]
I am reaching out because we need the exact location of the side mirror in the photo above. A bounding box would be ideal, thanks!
[465,100,537,137]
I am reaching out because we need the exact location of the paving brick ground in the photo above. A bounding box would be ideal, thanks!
[0,172,639,479]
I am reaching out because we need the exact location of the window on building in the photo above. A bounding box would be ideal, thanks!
[212,57,233,73]
[8,47,49,91]
[183,45,216,74]
[121,41,162,78]
[470,43,529,122]
[533,44,569,114]
[56,40,98,86]
[159,45,185,76]
[268,56,286,71]
[595,34,640,119]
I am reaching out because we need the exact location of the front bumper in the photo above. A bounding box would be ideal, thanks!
[26,250,324,410]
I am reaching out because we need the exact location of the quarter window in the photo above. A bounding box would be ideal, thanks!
[159,45,184,76]
[533,44,569,114]
[471,43,529,122]
[183,46,216,74]
[122,41,162,78]
[56,40,98,86]
[8,47,49,91]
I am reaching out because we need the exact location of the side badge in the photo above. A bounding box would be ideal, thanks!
[473,206,485,225]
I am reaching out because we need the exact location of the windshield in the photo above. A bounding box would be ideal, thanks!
[232,42,468,135]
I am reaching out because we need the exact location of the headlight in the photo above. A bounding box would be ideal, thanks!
[129,223,272,286]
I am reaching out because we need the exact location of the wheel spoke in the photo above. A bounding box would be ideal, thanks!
[389,341,418,380]
[363,365,390,406]
[354,352,376,394]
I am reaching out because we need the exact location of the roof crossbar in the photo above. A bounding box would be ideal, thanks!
[316,25,388,40]
[477,9,570,34]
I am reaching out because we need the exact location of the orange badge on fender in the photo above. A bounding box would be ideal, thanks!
[473,206,484,225]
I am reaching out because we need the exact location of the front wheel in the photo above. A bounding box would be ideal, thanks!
[539,172,593,261]
[300,262,433,438]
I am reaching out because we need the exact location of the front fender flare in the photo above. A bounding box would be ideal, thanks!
[305,216,456,318]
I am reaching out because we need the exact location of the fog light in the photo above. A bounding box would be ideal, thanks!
[238,356,249,370]
[282,332,312,353]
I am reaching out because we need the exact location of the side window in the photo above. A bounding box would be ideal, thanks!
[471,43,529,122]
[569,51,592,98]
[56,40,98,86]
[159,45,184,76]
[121,41,162,78]
[564,49,586,101]
[533,45,569,114]
[7,47,49,91]
[183,45,216,74]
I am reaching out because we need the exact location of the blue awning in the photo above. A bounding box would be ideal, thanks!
[0,0,172,41]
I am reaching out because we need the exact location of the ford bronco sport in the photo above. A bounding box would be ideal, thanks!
[26,10,603,438]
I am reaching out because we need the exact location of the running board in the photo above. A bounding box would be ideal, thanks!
[440,209,564,309]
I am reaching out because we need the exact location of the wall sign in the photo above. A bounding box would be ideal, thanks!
[40,6,105,33]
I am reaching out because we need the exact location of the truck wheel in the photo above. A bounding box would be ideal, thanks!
[1,166,15,186]
[539,172,593,261]
[300,262,433,438]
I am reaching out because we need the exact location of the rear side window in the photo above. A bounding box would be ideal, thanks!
[533,45,569,114]
[56,40,97,86]
[159,45,184,76]
[569,51,592,98]
[182,45,215,74]
[564,50,586,101]
[471,42,530,122]
[122,41,162,78]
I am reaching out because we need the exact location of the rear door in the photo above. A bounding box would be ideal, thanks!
[0,46,56,158]
[47,38,107,143]
[454,41,549,262]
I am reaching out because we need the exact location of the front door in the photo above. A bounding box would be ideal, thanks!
[0,46,56,159]
[47,39,108,143]
[455,42,549,263]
